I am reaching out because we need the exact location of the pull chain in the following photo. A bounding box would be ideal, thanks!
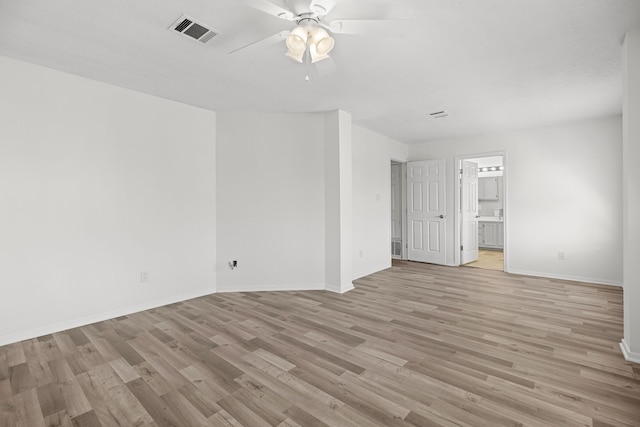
[304,45,311,82]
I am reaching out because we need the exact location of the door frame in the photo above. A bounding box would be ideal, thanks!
[453,151,508,271]
[400,162,407,260]
[390,160,408,260]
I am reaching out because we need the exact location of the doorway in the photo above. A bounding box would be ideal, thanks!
[390,161,405,259]
[455,153,507,272]
[390,159,448,265]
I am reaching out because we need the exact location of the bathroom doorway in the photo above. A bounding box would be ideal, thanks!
[455,153,506,272]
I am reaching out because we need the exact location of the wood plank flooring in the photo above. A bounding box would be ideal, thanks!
[1,260,639,426]
[465,249,504,271]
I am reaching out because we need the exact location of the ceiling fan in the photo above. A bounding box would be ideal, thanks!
[230,0,412,65]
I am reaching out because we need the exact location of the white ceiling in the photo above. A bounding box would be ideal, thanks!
[0,0,638,144]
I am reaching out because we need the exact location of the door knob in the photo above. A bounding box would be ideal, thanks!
[439,215,444,219]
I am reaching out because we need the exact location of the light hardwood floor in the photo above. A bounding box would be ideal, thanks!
[465,249,504,271]
[1,261,639,426]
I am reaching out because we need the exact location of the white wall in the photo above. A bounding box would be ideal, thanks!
[621,29,640,362]
[324,110,354,293]
[0,55,410,345]
[0,55,217,346]
[216,112,326,292]
[216,113,409,290]
[352,125,409,279]
[409,116,623,285]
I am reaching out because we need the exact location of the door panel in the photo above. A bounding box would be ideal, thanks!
[411,182,423,212]
[428,181,440,211]
[407,159,446,265]
[461,160,479,264]
[412,221,424,250]
[428,220,441,251]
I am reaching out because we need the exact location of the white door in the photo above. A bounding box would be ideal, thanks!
[407,159,446,265]
[461,160,479,264]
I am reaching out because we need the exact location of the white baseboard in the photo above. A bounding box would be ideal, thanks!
[507,269,622,287]
[217,282,355,294]
[353,262,392,281]
[620,339,640,364]
[325,282,355,294]
[0,287,216,347]
[216,283,325,293]
[1,281,351,347]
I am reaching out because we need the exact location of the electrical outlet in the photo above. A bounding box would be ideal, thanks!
[557,251,566,261]
[359,249,363,258]
[141,271,150,282]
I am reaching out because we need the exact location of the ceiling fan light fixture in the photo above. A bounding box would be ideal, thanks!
[286,26,308,53]
[309,42,330,63]
[283,19,335,64]
[309,27,334,55]
[285,49,305,63]
[315,36,335,54]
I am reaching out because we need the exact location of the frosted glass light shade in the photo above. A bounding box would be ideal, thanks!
[309,27,334,55]
[285,49,305,63]
[309,42,330,63]
[286,26,308,54]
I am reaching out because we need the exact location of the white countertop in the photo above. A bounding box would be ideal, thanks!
[478,216,503,222]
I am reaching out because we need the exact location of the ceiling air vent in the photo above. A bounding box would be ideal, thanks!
[170,15,218,44]
[429,110,450,119]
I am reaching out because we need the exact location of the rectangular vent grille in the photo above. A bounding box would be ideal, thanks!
[170,15,218,44]
[175,18,192,33]
[198,31,217,44]
[391,241,402,257]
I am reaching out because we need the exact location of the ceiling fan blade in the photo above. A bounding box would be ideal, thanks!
[236,0,296,20]
[325,19,413,37]
[228,30,290,54]
[310,0,337,17]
